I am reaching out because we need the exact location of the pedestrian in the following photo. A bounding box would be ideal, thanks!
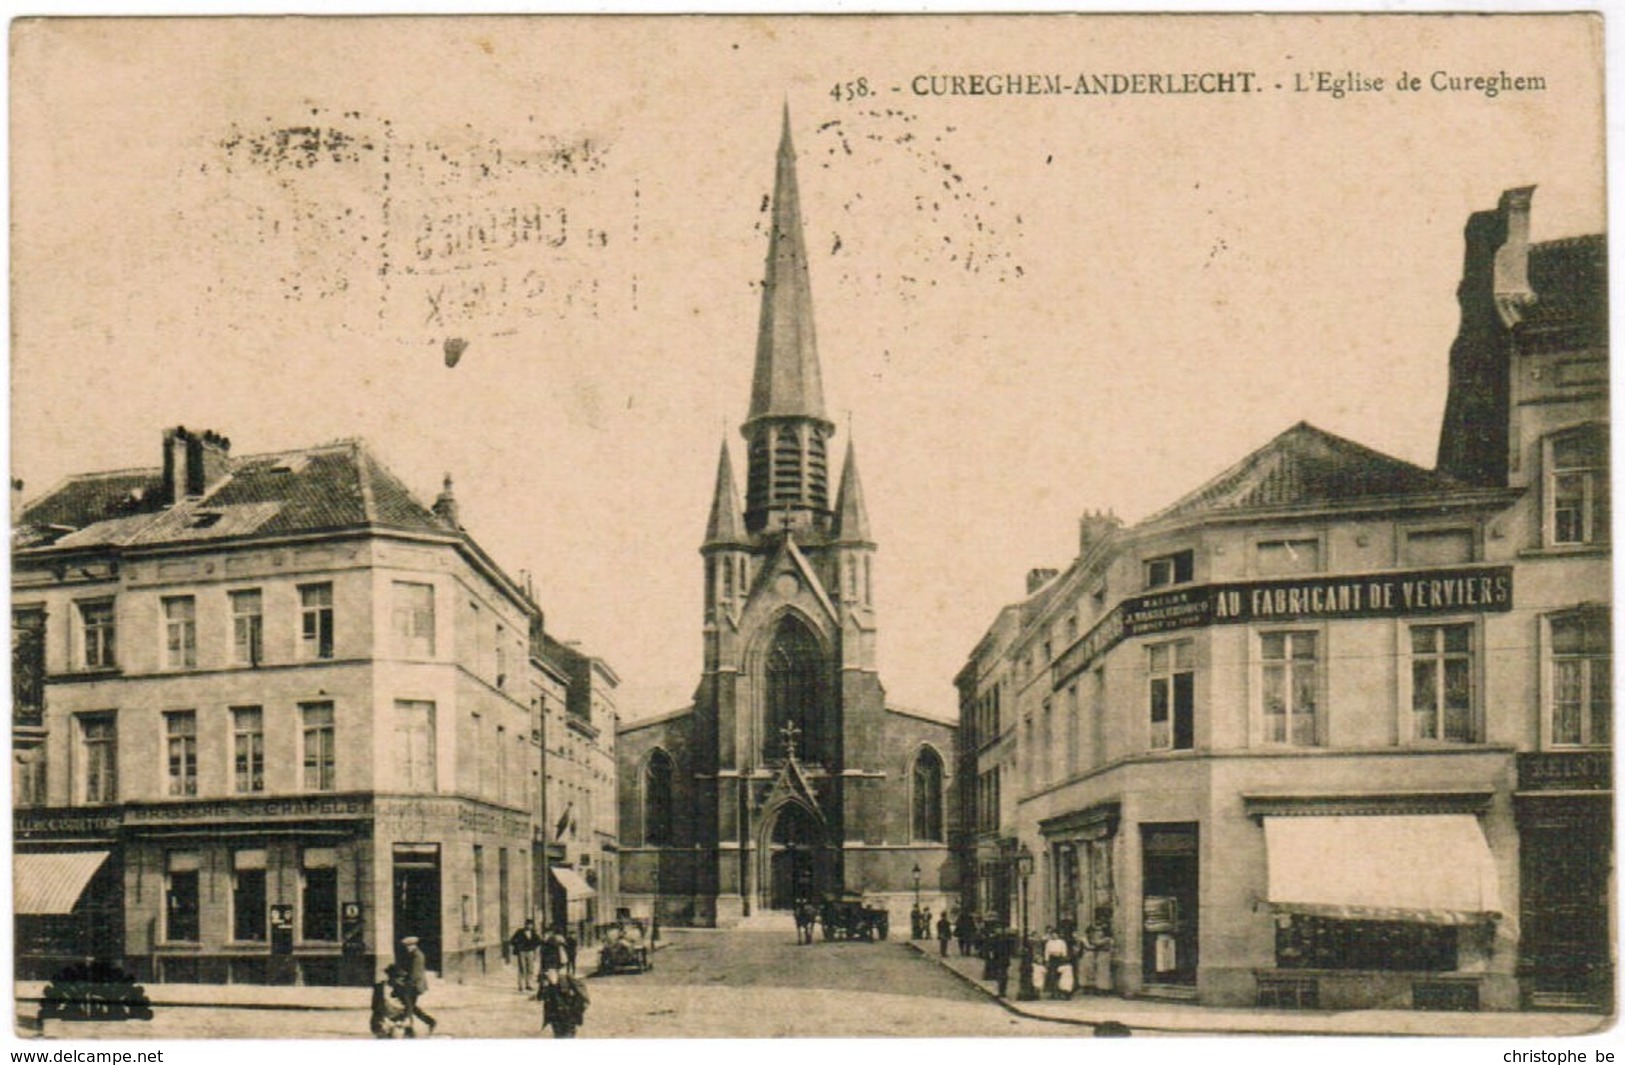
[955,909,976,957]
[920,906,932,944]
[1084,908,1115,995]
[397,936,436,1036]
[1043,927,1070,999]
[537,969,590,1038]
[539,925,567,983]
[936,911,952,957]
[909,903,923,940]
[987,925,1013,998]
[563,926,579,976]
[369,965,410,1038]
[510,918,540,991]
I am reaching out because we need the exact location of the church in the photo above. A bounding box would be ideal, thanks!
[617,113,957,928]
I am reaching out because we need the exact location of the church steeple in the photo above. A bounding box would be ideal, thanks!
[703,439,746,547]
[743,108,835,536]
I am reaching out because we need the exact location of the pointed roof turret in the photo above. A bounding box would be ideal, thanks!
[834,438,872,544]
[747,107,829,428]
[703,439,747,547]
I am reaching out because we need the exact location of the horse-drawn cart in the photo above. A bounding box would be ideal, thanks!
[820,892,890,941]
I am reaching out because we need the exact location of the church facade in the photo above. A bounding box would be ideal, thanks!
[617,115,957,928]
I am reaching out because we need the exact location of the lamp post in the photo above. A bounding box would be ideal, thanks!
[1015,843,1037,1000]
[912,863,922,939]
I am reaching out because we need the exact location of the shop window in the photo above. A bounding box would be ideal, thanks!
[233,849,268,942]
[162,596,197,669]
[1404,528,1475,567]
[301,701,336,790]
[1548,610,1611,748]
[79,712,117,804]
[1546,426,1610,546]
[1148,640,1194,750]
[230,589,263,666]
[299,583,335,659]
[1260,632,1319,746]
[1144,550,1194,590]
[165,710,197,796]
[79,599,116,670]
[232,706,265,793]
[1410,624,1476,742]
[1256,539,1321,576]
[301,848,339,941]
[391,581,435,657]
[911,747,945,843]
[1275,914,1457,971]
[394,700,437,791]
[165,852,201,942]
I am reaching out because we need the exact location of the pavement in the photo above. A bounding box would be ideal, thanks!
[906,940,1615,1037]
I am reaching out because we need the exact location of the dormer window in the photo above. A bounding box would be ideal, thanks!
[190,511,223,529]
[1145,549,1194,590]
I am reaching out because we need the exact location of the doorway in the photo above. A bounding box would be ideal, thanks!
[766,802,825,910]
[1140,823,1198,987]
[392,844,442,971]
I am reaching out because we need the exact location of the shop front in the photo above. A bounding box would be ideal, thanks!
[14,808,125,981]
[1040,803,1120,992]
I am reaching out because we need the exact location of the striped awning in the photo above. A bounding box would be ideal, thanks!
[1264,815,1501,925]
[550,866,595,900]
[15,851,110,915]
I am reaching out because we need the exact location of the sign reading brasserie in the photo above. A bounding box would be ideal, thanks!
[1055,565,1512,685]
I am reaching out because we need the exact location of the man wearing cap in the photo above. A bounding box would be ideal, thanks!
[398,936,436,1036]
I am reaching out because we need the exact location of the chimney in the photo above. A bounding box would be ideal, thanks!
[1078,508,1123,559]
[161,426,232,504]
[433,473,460,528]
[1026,568,1059,595]
[1493,186,1537,328]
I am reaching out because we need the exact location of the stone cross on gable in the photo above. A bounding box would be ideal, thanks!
[781,720,801,762]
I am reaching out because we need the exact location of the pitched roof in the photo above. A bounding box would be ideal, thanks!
[1143,422,1466,524]
[747,107,828,426]
[1522,234,1608,340]
[15,440,455,553]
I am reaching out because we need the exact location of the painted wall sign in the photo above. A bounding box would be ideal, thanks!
[1055,565,1513,686]
[124,795,372,824]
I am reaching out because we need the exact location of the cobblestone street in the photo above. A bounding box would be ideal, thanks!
[22,930,1073,1040]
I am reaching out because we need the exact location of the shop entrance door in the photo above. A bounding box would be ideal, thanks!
[1521,810,1613,1007]
[392,844,442,971]
[1141,824,1198,987]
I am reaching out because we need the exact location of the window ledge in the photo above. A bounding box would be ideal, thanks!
[1518,544,1610,560]
[155,942,203,952]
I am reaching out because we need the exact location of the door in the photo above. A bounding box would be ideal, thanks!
[1141,824,1198,987]
[767,803,824,910]
[1521,811,1613,1006]
[392,844,442,971]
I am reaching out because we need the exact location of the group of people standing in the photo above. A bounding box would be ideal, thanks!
[509,918,589,1038]
[953,910,1115,1000]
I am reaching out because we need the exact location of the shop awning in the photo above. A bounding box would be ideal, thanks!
[15,851,109,915]
[550,866,595,900]
[1263,815,1501,925]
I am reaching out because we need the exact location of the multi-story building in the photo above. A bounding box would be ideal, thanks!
[11,429,597,986]
[956,187,1610,1012]
[538,635,620,940]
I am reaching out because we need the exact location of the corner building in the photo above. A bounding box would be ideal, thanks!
[12,429,588,985]
[959,187,1610,1012]
[618,113,956,928]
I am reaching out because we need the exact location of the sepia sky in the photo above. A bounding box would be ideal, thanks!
[10,15,1605,723]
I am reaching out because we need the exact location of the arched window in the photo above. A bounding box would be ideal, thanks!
[644,750,674,846]
[765,616,826,764]
[911,747,944,843]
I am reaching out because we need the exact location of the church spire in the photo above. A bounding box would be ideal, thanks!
[703,438,746,547]
[747,105,828,427]
[742,109,836,536]
[835,438,872,544]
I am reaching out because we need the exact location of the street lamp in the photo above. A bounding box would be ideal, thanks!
[912,863,922,939]
[1015,843,1037,1001]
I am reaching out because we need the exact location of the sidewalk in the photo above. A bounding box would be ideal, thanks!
[15,946,608,1013]
[907,943,1613,1037]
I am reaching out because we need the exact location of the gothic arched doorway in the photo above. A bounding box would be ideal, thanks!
[765,802,826,910]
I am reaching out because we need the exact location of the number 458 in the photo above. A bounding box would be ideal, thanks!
[831,78,871,101]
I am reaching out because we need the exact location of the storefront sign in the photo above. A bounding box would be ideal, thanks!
[14,808,122,839]
[124,795,372,824]
[1056,565,1513,686]
[1517,751,1612,792]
